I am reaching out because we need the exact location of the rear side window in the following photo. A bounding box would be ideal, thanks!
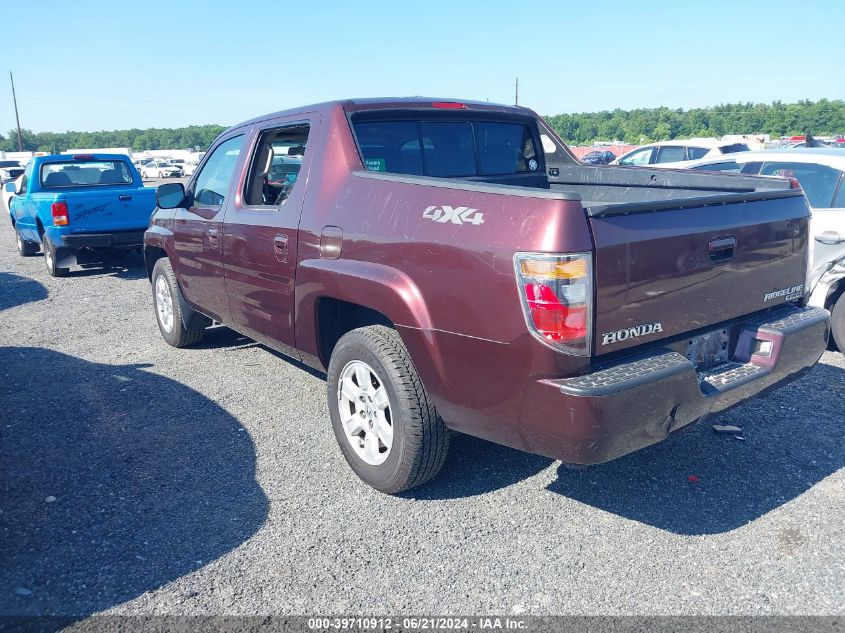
[352,118,539,178]
[687,147,710,160]
[759,162,843,208]
[40,160,132,187]
[654,146,686,163]
[243,123,310,207]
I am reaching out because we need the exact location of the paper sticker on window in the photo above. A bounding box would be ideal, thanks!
[365,158,386,172]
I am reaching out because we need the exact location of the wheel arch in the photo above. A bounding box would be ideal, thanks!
[297,259,446,384]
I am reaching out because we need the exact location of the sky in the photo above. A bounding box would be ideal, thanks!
[2,0,843,133]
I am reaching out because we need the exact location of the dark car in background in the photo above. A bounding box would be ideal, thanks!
[581,150,616,165]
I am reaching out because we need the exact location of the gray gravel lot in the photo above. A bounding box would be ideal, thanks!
[0,191,843,619]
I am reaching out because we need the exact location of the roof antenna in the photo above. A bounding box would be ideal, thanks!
[514,77,519,106]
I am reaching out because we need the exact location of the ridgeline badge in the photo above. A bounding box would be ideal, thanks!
[763,284,804,303]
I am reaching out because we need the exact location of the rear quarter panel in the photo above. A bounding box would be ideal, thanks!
[293,104,595,442]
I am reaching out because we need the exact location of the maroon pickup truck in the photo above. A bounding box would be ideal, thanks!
[144,98,829,493]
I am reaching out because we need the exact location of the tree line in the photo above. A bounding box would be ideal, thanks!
[544,99,845,145]
[0,124,227,154]
[2,99,844,153]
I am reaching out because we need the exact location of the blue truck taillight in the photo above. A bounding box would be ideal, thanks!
[51,201,69,226]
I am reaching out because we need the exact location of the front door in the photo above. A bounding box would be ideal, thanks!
[171,134,246,323]
[222,117,316,358]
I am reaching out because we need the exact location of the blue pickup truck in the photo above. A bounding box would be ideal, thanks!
[6,154,156,277]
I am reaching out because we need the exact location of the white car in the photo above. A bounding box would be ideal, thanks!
[675,148,845,349]
[0,159,25,185]
[3,174,21,213]
[183,160,199,176]
[612,138,750,168]
[141,161,183,179]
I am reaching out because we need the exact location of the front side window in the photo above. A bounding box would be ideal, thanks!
[243,124,310,206]
[759,162,843,208]
[193,135,244,206]
[21,161,33,193]
[40,160,133,187]
[618,147,653,166]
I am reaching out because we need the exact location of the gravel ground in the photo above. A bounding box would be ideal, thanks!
[0,195,843,619]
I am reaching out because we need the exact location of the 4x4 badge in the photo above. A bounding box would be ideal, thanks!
[423,205,485,226]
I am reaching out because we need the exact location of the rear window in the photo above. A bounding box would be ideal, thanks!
[40,160,132,188]
[760,162,843,208]
[690,161,742,172]
[352,118,539,178]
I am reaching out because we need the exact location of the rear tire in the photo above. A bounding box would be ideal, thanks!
[16,228,38,257]
[42,234,69,277]
[151,257,206,347]
[327,325,449,494]
[831,293,845,353]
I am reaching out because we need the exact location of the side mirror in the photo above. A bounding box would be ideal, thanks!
[156,182,187,209]
[4,182,17,194]
[815,230,844,245]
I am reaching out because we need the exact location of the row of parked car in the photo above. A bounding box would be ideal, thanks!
[1,99,841,494]
[130,157,200,180]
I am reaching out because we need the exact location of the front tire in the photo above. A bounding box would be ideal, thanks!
[16,228,38,257]
[327,325,449,494]
[151,258,206,347]
[42,234,69,277]
[831,293,845,352]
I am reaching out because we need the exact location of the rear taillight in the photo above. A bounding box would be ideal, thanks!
[515,252,592,355]
[51,201,69,226]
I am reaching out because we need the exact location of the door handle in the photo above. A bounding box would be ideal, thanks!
[207,227,219,246]
[273,235,289,262]
[708,236,736,263]
[119,194,132,201]
[816,230,844,245]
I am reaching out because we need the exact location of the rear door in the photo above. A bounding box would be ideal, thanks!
[221,116,315,358]
[171,134,246,323]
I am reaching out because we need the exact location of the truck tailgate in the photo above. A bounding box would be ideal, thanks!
[62,188,155,232]
[588,191,810,355]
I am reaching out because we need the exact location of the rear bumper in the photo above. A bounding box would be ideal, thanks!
[527,305,829,464]
[60,229,146,249]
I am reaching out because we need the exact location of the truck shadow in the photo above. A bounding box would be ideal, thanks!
[545,361,845,535]
[0,272,48,311]
[69,251,148,280]
[0,347,269,618]
[404,433,553,501]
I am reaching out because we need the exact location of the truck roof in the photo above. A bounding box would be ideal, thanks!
[36,153,131,163]
[227,97,533,134]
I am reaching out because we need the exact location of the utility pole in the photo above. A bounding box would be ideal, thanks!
[515,77,519,106]
[10,71,23,152]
